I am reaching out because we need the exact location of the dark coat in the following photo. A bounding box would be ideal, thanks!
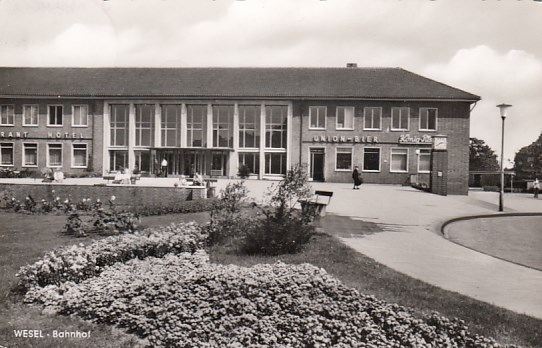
[352,169,363,186]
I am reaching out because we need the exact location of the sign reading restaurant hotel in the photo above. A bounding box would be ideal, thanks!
[312,135,378,143]
[0,131,85,139]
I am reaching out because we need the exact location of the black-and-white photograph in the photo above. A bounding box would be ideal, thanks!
[0,0,541,347]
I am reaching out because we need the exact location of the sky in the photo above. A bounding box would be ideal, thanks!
[0,0,541,166]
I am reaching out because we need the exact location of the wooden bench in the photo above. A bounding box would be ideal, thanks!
[299,190,333,217]
[103,173,141,184]
[210,170,222,177]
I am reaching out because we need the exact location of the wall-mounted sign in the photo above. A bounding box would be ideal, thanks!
[398,134,432,145]
[0,131,29,138]
[47,132,85,139]
[312,135,378,143]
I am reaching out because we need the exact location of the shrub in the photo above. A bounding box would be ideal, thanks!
[238,164,251,179]
[132,198,219,216]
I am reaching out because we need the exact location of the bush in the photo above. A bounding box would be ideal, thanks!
[133,198,219,216]
[238,164,251,179]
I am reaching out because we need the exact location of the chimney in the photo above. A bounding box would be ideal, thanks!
[346,63,357,68]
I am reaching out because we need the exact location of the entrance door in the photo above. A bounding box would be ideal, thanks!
[310,148,325,181]
[211,152,226,177]
[184,151,204,177]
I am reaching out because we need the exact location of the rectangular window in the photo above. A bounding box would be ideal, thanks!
[419,108,437,131]
[48,105,63,126]
[265,152,286,175]
[265,105,287,149]
[47,143,63,167]
[391,148,408,172]
[135,104,154,147]
[391,107,409,130]
[0,143,14,166]
[72,143,88,168]
[363,147,380,172]
[309,106,326,129]
[212,105,234,148]
[336,106,354,130]
[23,143,38,167]
[72,105,88,127]
[134,150,151,173]
[161,105,182,147]
[239,152,260,175]
[110,105,129,146]
[23,105,39,126]
[418,149,431,173]
[0,105,15,126]
[239,105,261,148]
[187,105,207,147]
[336,147,353,171]
[363,107,382,130]
[109,150,128,172]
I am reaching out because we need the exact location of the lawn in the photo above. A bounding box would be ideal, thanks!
[445,215,542,271]
[1,210,541,347]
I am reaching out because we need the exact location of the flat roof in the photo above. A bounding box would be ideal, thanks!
[0,67,481,101]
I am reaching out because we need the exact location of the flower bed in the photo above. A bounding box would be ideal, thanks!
[17,222,206,291]
[24,251,512,348]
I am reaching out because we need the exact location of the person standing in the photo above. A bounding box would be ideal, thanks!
[161,157,168,177]
[534,178,539,198]
[352,166,362,190]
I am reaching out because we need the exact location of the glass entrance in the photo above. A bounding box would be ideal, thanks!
[310,148,325,181]
[211,152,226,176]
[184,151,205,177]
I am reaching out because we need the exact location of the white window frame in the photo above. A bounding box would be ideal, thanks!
[23,105,39,127]
[363,107,382,131]
[390,148,409,173]
[22,143,39,167]
[417,148,432,173]
[336,106,355,130]
[47,105,63,127]
[391,107,410,131]
[0,142,14,166]
[71,143,88,168]
[419,108,438,131]
[72,104,89,127]
[264,151,287,176]
[0,105,15,126]
[362,147,381,172]
[309,106,327,130]
[47,143,63,168]
[335,147,353,171]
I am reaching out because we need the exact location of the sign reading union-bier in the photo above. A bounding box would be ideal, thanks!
[312,135,378,143]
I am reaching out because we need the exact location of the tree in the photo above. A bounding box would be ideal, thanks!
[469,138,499,172]
[514,132,542,181]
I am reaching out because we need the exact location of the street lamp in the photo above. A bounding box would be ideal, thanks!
[497,103,512,212]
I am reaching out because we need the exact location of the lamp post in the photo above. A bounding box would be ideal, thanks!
[497,103,512,212]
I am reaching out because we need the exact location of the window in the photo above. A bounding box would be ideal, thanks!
[109,150,128,172]
[0,105,15,126]
[187,105,207,147]
[309,106,326,129]
[418,149,431,173]
[47,144,63,167]
[390,148,408,172]
[364,107,382,130]
[161,105,182,147]
[419,108,437,131]
[363,147,380,172]
[264,152,286,175]
[265,105,287,149]
[135,150,151,173]
[110,105,129,146]
[135,105,154,147]
[23,143,38,167]
[212,105,234,148]
[72,105,88,127]
[239,105,260,148]
[0,143,14,166]
[23,105,39,126]
[239,152,260,175]
[391,107,409,130]
[336,147,353,171]
[48,105,63,126]
[336,106,354,130]
[72,144,88,168]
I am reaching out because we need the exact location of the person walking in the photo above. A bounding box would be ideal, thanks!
[161,157,168,177]
[352,166,362,190]
[534,178,539,198]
